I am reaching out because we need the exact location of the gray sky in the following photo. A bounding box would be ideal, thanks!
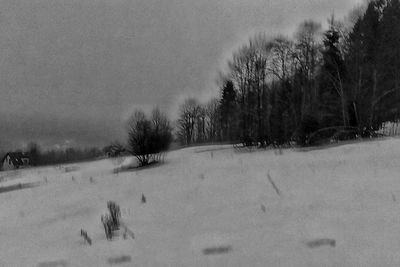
[0,0,362,150]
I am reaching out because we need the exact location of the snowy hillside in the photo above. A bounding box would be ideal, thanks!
[1,139,400,266]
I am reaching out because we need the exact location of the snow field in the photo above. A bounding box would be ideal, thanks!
[1,140,400,266]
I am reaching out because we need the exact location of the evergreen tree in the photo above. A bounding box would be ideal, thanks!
[344,0,385,133]
[319,16,347,127]
[220,80,238,142]
[379,0,400,122]
[345,17,364,128]
[362,0,385,130]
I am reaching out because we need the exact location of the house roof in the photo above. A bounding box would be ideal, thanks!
[2,152,30,166]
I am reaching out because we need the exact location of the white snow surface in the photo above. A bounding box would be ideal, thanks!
[1,139,400,266]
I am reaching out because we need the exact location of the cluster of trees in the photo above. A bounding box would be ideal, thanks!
[174,85,239,145]
[175,98,221,145]
[26,143,102,166]
[176,0,400,146]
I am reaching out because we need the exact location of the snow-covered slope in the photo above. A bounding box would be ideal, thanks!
[1,139,400,266]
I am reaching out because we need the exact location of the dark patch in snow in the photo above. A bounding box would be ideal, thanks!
[107,255,131,265]
[80,229,92,245]
[114,161,161,174]
[63,166,79,173]
[261,204,266,213]
[0,181,41,194]
[267,173,281,197]
[37,260,69,267]
[203,245,232,255]
[305,238,336,248]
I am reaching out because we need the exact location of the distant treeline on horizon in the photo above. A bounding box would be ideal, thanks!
[0,144,103,168]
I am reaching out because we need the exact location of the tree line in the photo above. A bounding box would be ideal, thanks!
[176,0,400,146]
[26,143,103,166]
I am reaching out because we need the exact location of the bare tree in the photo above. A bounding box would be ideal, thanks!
[205,98,221,142]
[127,108,172,166]
[176,98,200,145]
[195,105,207,143]
[151,107,173,161]
[270,36,295,82]
[227,33,273,145]
[127,110,152,166]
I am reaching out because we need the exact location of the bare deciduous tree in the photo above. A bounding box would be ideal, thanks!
[270,36,295,82]
[205,98,221,142]
[176,98,200,145]
[127,108,172,166]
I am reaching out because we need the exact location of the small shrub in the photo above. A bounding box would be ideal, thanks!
[101,214,113,240]
[107,201,121,230]
[101,201,121,240]
[80,229,92,245]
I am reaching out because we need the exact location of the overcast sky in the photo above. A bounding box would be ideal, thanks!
[0,0,362,150]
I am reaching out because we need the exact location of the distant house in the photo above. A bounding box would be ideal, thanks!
[2,152,30,170]
[103,144,127,158]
